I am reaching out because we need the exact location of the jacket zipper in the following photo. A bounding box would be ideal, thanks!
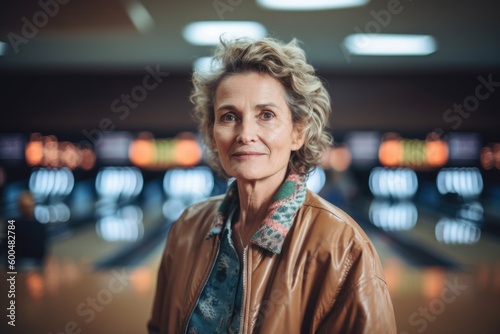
[239,246,248,334]
[183,238,221,334]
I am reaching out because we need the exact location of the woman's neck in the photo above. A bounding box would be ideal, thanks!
[235,172,285,228]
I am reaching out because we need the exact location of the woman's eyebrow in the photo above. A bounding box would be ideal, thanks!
[216,102,280,112]
[215,103,236,112]
[254,102,279,110]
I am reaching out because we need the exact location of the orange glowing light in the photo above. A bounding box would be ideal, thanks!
[26,272,45,301]
[25,140,44,166]
[480,143,500,170]
[378,132,449,169]
[174,139,202,166]
[129,132,203,169]
[60,142,81,169]
[494,144,500,169]
[480,147,494,170]
[80,148,96,170]
[25,133,97,170]
[426,139,449,167]
[379,135,403,167]
[44,140,60,168]
[329,146,352,172]
[129,138,155,167]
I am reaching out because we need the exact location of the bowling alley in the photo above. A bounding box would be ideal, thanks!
[1,1,499,333]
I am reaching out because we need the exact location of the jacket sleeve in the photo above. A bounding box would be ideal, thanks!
[147,222,175,334]
[147,258,165,334]
[316,240,397,334]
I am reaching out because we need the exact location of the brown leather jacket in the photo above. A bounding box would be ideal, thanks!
[148,190,397,333]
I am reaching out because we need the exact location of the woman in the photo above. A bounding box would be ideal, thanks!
[148,37,396,334]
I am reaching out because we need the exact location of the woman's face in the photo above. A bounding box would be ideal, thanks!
[213,72,304,184]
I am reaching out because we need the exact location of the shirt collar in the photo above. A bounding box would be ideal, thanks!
[207,171,307,254]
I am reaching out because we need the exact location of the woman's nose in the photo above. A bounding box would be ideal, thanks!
[236,117,258,144]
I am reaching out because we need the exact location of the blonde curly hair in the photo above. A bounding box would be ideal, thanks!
[190,37,332,178]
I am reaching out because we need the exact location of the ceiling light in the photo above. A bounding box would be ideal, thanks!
[126,1,155,34]
[193,57,222,74]
[257,0,369,10]
[343,34,437,55]
[183,21,267,46]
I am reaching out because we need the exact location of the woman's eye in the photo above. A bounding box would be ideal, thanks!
[221,113,236,122]
[261,111,274,120]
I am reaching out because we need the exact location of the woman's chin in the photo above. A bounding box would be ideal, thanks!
[228,169,286,185]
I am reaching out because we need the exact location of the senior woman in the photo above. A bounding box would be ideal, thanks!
[148,37,396,334]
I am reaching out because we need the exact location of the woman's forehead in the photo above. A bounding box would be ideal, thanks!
[214,72,287,106]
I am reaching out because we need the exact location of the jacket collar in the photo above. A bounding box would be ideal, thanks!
[207,171,307,254]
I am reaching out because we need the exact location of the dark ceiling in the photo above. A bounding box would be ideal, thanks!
[1,0,500,73]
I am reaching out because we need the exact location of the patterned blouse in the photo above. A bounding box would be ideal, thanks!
[187,171,307,333]
[187,209,243,334]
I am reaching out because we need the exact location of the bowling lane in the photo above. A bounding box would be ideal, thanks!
[1,165,223,272]
[355,198,500,269]
[0,169,181,334]
[1,182,164,271]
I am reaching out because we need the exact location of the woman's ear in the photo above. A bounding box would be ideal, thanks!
[291,125,305,151]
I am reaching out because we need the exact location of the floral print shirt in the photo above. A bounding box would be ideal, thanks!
[187,171,307,333]
[187,210,242,334]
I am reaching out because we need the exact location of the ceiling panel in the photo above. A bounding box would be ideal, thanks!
[1,0,499,72]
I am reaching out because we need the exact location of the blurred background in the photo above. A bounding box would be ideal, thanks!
[0,0,499,333]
